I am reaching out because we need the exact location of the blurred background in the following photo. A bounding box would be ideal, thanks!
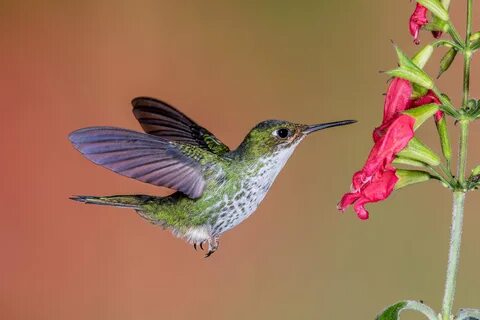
[0,1,479,319]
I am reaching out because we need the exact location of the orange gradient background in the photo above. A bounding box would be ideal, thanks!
[1,1,479,319]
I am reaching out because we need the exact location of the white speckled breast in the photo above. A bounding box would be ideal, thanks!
[211,143,299,236]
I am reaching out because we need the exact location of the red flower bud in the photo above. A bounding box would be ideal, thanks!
[409,3,429,44]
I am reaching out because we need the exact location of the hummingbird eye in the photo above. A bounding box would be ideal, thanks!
[274,128,290,139]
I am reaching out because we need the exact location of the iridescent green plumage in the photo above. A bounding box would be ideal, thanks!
[70,97,356,257]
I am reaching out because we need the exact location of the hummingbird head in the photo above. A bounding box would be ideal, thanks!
[236,119,357,160]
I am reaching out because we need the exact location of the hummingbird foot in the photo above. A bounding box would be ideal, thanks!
[204,237,219,258]
[193,241,206,251]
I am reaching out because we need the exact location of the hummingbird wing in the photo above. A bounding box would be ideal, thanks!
[69,127,224,198]
[132,97,230,156]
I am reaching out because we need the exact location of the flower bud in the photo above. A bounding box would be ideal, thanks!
[437,47,457,78]
[403,103,439,130]
[470,31,480,42]
[417,0,449,21]
[397,137,441,166]
[470,165,480,185]
[394,169,432,190]
[472,165,480,176]
[435,116,452,162]
[412,44,434,68]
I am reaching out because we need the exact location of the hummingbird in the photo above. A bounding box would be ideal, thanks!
[69,97,355,257]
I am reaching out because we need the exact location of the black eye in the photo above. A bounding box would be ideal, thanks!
[276,128,290,138]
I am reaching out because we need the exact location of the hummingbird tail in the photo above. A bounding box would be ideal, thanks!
[70,195,153,209]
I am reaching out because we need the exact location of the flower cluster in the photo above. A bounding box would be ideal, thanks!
[337,79,440,219]
[338,0,455,220]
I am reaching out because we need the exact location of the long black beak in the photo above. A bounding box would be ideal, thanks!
[302,120,357,135]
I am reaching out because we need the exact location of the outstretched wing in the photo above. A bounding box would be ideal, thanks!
[69,127,221,198]
[132,97,230,156]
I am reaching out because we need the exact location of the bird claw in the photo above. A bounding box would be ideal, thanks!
[193,243,197,250]
[203,237,219,258]
[200,242,204,250]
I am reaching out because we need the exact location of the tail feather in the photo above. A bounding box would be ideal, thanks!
[70,195,154,209]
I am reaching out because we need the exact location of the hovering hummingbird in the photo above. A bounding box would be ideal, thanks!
[69,97,355,257]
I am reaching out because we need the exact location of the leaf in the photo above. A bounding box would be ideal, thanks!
[457,308,480,320]
[375,300,438,320]
[376,302,407,320]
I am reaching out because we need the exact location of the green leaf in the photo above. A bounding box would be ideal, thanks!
[457,308,480,320]
[375,300,438,320]
[417,0,449,21]
[376,302,407,320]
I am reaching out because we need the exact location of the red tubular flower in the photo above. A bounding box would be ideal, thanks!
[339,80,444,219]
[409,3,429,44]
[338,79,415,219]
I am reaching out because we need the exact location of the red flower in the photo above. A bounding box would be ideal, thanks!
[409,3,429,44]
[338,79,415,219]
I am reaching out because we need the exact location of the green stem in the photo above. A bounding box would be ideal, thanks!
[431,39,463,50]
[457,120,469,184]
[432,86,459,117]
[441,2,473,320]
[441,192,466,320]
[462,51,472,108]
[448,22,464,47]
[439,163,455,183]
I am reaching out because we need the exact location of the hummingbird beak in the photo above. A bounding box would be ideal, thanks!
[302,120,357,135]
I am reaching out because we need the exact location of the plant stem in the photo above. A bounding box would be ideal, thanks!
[441,192,466,320]
[457,120,469,184]
[448,22,464,47]
[441,2,473,319]
[462,0,472,108]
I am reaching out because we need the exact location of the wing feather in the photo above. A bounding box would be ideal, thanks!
[69,127,210,198]
[132,97,230,155]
